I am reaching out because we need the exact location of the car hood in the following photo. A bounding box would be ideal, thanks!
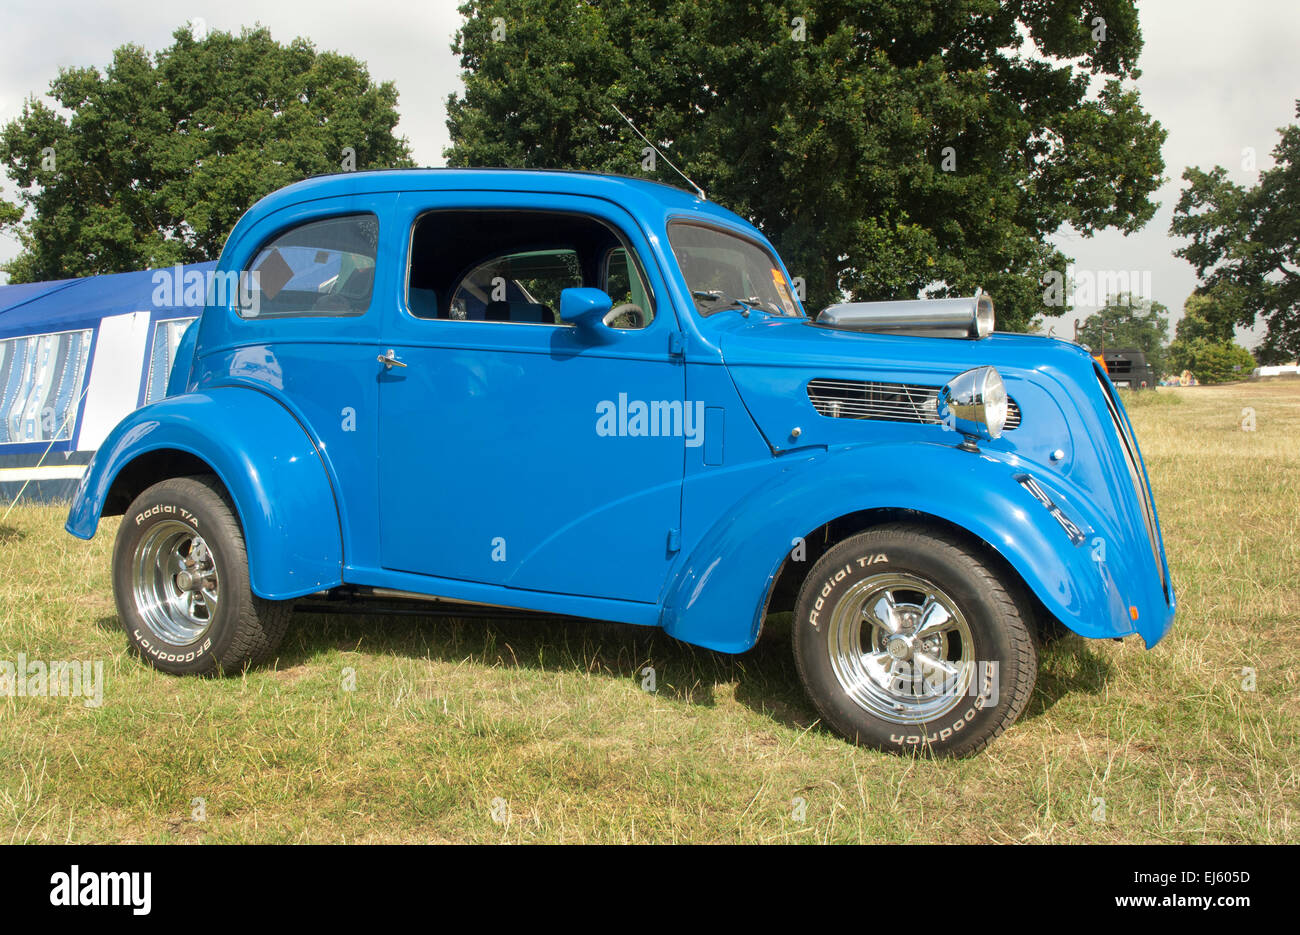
[714,313,1098,460]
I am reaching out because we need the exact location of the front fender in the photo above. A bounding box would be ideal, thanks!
[662,442,1173,653]
[65,388,344,600]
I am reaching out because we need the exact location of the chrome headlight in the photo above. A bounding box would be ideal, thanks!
[937,366,1008,446]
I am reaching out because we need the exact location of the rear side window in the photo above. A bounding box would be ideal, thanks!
[242,214,378,318]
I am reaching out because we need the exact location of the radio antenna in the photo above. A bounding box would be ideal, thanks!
[611,104,706,200]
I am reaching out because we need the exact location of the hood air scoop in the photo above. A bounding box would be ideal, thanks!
[816,291,994,339]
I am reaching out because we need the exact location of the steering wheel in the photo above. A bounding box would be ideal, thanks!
[604,302,646,329]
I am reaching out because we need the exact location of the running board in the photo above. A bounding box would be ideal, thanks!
[293,586,590,623]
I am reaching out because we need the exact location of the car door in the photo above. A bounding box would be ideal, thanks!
[377,191,686,604]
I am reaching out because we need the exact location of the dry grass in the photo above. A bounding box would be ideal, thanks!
[0,380,1295,843]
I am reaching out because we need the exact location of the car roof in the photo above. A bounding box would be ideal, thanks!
[240,167,754,232]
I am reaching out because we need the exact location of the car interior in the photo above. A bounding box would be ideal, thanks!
[406,210,652,328]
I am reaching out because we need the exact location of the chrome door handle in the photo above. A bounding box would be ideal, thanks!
[377,349,407,369]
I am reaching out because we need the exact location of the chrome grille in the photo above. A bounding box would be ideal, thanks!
[807,378,1022,430]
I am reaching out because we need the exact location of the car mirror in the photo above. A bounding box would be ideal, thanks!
[559,287,617,343]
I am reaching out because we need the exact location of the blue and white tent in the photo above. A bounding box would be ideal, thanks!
[0,263,213,505]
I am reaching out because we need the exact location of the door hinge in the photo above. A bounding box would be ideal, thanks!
[667,528,681,553]
[668,332,684,357]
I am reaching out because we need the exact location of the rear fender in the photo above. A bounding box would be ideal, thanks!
[66,387,344,600]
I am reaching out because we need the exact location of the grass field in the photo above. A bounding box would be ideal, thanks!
[1,380,1296,843]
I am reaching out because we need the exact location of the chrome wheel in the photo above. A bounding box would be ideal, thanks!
[131,520,220,646]
[826,572,974,724]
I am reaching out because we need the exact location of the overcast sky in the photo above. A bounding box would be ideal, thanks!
[1,0,1297,344]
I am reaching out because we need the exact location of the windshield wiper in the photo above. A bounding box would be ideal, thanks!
[692,290,783,316]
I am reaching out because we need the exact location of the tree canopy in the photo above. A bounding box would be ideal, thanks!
[0,25,413,283]
[1171,291,1237,345]
[445,0,1167,329]
[1166,336,1255,384]
[1164,292,1255,383]
[1170,101,1300,363]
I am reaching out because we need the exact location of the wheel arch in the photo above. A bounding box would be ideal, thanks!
[100,448,224,517]
[763,508,1048,638]
[662,443,1136,653]
[66,388,345,601]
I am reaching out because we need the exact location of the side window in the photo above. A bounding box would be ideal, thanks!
[406,210,656,329]
[603,247,655,329]
[243,214,378,319]
[448,249,580,324]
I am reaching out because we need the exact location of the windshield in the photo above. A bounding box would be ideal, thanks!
[668,222,802,318]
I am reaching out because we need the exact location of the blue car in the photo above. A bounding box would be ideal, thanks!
[66,169,1174,756]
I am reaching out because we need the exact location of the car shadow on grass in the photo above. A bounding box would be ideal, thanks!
[94,614,123,635]
[90,605,1116,739]
[275,608,1117,731]
[274,605,821,731]
[1021,635,1116,720]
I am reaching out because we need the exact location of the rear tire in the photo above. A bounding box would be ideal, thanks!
[112,475,292,676]
[792,524,1037,757]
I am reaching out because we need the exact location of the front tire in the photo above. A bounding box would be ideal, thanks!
[792,524,1037,757]
[112,475,292,675]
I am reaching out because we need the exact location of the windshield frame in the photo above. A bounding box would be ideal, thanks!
[666,219,805,320]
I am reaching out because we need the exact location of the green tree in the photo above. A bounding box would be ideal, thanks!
[0,24,413,283]
[1173,290,1239,344]
[1166,337,1255,384]
[444,0,1167,329]
[1170,101,1300,363]
[1077,293,1170,376]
